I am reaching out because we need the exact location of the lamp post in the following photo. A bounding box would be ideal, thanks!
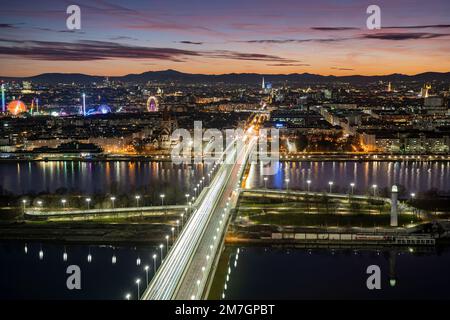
[135,195,141,207]
[21,199,27,217]
[350,183,355,195]
[176,220,180,234]
[61,199,67,209]
[372,184,377,197]
[307,180,311,192]
[86,198,91,210]
[285,178,290,192]
[410,193,416,216]
[159,244,164,260]
[152,254,157,273]
[135,279,141,300]
[165,235,169,249]
[110,196,116,209]
[171,227,175,241]
[144,265,149,284]
[37,200,43,209]
[263,176,268,189]
[125,293,131,300]
[328,181,333,193]
[160,194,165,206]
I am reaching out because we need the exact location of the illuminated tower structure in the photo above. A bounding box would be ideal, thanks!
[420,84,432,98]
[387,82,392,92]
[391,185,398,227]
[82,93,86,116]
[1,83,5,113]
[424,84,431,98]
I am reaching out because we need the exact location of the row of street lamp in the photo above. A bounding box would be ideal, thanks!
[125,163,221,300]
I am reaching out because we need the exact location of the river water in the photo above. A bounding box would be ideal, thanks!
[245,161,450,194]
[1,160,449,299]
[215,246,450,300]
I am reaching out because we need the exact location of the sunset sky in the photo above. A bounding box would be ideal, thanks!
[0,0,449,77]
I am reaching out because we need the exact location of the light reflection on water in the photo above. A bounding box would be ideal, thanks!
[219,246,450,300]
[0,242,159,300]
[0,161,209,202]
[248,161,450,193]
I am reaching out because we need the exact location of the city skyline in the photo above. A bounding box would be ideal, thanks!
[1,0,450,77]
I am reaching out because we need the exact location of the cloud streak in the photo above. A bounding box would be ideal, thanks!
[363,32,450,40]
[0,39,298,63]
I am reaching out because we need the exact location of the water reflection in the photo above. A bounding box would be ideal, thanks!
[0,242,162,299]
[218,246,450,300]
[0,161,210,202]
[248,161,450,193]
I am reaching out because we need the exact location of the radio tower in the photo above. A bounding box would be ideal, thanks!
[1,83,5,113]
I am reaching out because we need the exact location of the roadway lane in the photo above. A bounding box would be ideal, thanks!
[174,136,256,299]
[141,135,244,299]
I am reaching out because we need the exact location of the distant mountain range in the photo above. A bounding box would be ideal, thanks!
[2,69,450,85]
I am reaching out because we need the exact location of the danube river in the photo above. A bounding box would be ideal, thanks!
[0,161,210,203]
[0,160,449,197]
[2,242,450,299]
[213,246,450,300]
[245,161,450,194]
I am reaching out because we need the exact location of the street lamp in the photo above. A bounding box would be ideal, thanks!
[285,178,290,192]
[171,227,175,241]
[160,194,165,206]
[328,181,333,193]
[61,199,67,209]
[159,244,164,259]
[152,254,157,272]
[36,200,43,209]
[21,199,27,216]
[181,213,184,227]
[86,198,91,210]
[135,278,141,300]
[165,235,169,249]
[176,220,180,234]
[194,187,197,198]
[135,195,141,207]
[196,279,201,297]
[307,180,311,192]
[144,265,149,284]
[185,194,190,204]
[263,177,268,189]
[110,196,116,209]
[372,184,377,197]
[350,183,355,195]
[125,293,131,300]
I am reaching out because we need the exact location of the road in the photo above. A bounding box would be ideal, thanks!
[141,131,257,300]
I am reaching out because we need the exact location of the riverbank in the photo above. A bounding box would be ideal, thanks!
[0,221,172,244]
